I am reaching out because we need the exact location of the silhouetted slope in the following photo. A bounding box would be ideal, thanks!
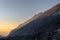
[6,3,60,40]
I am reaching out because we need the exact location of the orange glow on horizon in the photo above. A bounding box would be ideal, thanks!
[0,23,19,36]
[0,20,26,36]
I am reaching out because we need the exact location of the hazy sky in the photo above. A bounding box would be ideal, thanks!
[0,0,60,36]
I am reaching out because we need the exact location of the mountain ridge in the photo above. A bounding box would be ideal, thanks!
[8,3,60,37]
[0,3,60,40]
[13,3,60,31]
[10,3,60,32]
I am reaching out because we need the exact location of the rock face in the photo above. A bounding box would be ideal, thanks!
[6,3,60,40]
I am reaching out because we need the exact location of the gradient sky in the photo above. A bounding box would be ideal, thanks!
[0,0,60,36]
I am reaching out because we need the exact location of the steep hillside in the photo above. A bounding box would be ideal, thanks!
[6,3,60,40]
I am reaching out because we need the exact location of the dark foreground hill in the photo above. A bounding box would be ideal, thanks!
[0,3,60,40]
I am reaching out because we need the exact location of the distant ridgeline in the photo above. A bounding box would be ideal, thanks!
[0,3,60,40]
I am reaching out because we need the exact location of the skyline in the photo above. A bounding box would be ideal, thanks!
[0,0,60,36]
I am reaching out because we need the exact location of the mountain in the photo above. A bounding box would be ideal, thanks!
[2,3,60,40]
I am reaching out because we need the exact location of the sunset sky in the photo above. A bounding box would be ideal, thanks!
[0,0,60,36]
